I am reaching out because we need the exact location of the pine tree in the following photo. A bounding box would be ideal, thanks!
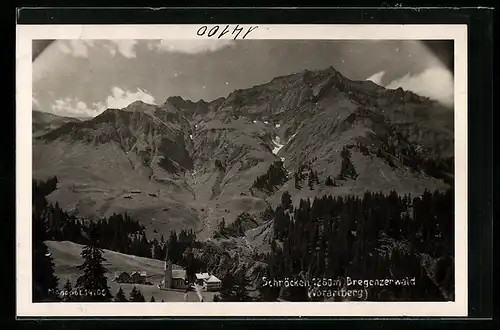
[234,272,252,302]
[308,176,314,190]
[337,147,358,180]
[62,279,73,302]
[158,235,166,260]
[129,286,145,302]
[167,231,178,263]
[75,226,112,302]
[218,274,237,301]
[217,218,226,236]
[218,272,252,302]
[294,172,301,189]
[281,191,293,211]
[32,207,59,302]
[139,233,151,258]
[325,176,334,186]
[114,287,128,302]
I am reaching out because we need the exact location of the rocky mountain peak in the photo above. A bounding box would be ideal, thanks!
[33,64,454,242]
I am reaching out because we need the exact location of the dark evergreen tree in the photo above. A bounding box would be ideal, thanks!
[218,272,252,302]
[294,172,301,189]
[150,296,156,302]
[235,272,252,301]
[336,147,358,180]
[281,191,293,211]
[157,235,166,260]
[75,226,112,302]
[308,176,314,190]
[215,218,226,238]
[32,201,59,302]
[129,286,145,302]
[253,161,288,192]
[167,231,179,263]
[114,287,128,302]
[62,279,73,302]
[218,274,237,301]
[325,176,334,186]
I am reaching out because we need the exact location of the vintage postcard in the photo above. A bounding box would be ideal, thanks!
[16,24,468,317]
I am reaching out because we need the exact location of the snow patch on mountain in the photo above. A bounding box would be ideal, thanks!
[287,132,298,143]
[272,136,284,155]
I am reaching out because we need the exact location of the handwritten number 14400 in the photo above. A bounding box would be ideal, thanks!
[197,25,259,40]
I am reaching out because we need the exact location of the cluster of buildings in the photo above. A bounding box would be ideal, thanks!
[113,249,222,295]
[113,270,151,285]
[161,253,222,292]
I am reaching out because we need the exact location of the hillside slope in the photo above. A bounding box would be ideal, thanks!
[33,110,81,137]
[46,240,216,302]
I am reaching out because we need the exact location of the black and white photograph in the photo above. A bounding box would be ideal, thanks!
[17,24,468,317]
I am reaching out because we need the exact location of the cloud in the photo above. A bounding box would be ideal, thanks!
[51,87,156,118]
[105,40,138,58]
[104,87,156,109]
[57,40,138,59]
[57,40,96,58]
[103,44,117,57]
[147,40,235,54]
[386,66,454,107]
[52,97,99,118]
[366,71,386,85]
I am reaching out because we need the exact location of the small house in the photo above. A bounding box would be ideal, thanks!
[195,272,221,291]
[130,271,147,284]
[115,271,131,283]
[195,272,210,286]
[204,275,222,291]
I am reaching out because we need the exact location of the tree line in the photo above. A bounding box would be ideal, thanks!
[294,147,358,191]
[253,160,288,193]
[33,176,200,260]
[355,127,454,184]
[214,212,259,239]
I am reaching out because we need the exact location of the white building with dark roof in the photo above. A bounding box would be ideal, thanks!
[195,272,221,291]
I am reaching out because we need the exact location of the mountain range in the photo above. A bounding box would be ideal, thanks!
[32,66,454,241]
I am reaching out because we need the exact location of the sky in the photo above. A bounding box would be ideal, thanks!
[32,39,454,118]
